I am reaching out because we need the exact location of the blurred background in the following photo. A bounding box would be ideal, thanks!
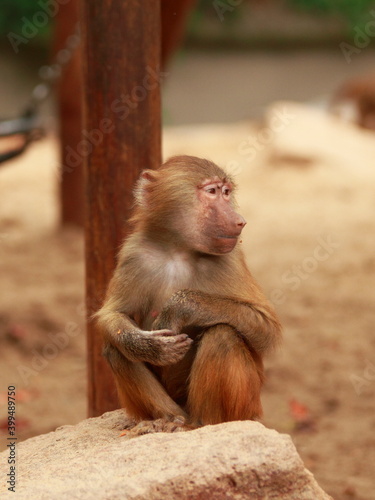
[1,2,375,500]
[1,0,375,124]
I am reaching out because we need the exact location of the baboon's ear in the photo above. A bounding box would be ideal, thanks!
[134,169,160,206]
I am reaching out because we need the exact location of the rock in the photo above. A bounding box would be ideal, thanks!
[0,410,332,499]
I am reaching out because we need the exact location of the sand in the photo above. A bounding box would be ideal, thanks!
[0,104,374,499]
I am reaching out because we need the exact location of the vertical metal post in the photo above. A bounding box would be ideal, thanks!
[81,0,162,416]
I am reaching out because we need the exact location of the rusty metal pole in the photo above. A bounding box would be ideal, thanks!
[81,0,162,417]
[57,0,194,227]
[55,0,84,227]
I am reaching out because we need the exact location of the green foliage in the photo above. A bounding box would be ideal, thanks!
[193,0,243,26]
[194,0,375,31]
[286,0,375,28]
[0,0,51,38]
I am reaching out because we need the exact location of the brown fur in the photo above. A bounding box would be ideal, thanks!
[96,155,281,429]
[188,326,264,424]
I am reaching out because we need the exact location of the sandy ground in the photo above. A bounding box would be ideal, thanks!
[1,102,375,500]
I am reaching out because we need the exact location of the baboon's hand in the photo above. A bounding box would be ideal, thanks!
[117,328,192,366]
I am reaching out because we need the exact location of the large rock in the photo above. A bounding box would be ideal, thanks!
[0,410,331,499]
